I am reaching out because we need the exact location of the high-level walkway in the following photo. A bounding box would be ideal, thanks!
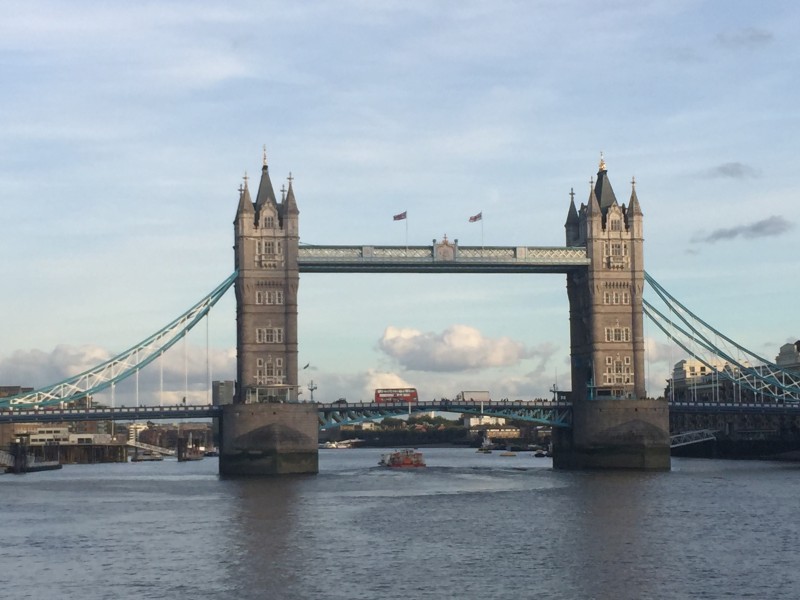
[298,244,589,273]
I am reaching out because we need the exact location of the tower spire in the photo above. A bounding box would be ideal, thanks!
[594,155,618,212]
[628,175,643,216]
[255,150,278,212]
[283,172,299,216]
[235,172,254,220]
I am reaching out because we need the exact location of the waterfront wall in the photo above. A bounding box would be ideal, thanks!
[219,403,318,476]
[670,409,800,440]
[670,408,800,459]
[23,443,127,464]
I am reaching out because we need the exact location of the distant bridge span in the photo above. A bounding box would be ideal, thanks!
[0,400,572,428]
[2,399,798,429]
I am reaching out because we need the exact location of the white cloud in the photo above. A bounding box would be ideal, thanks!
[378,324,531,371]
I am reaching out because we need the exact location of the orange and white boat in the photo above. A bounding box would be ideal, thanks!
[378,449,426,468]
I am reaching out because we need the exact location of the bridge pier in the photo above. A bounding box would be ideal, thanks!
[219,403,318,476]
[553,398,670,470]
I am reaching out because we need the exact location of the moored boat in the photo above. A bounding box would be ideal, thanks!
[7,460,62,473]
[131,451,164,462]
[378,449,426,468]
[177,432,204,462]
[178,446,204,462]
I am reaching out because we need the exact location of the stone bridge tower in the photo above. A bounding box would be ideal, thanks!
[220,151,317,476]
[555,157,670,470]
[233,152,300,404]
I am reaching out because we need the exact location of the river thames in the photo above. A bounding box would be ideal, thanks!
[2,448,799,599]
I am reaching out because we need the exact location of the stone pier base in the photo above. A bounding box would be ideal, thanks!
[219,403,319,476]
[553,398,671,471]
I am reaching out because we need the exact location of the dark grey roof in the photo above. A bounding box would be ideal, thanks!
[236,183,254,217]
[628,184,643,216]
[594,166,618,212]
[283,180,299,216]
[565,194,579,225]
[255,164,278,211]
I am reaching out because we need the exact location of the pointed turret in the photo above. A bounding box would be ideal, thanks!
[624,175,643,236]
[586,177,601,217]
[283,173,299,217]
[594,153,618,213]
[627,176,643,216]
[235,177,255,220]
[254,148,279,213]
[565,188,579,225]
[565,187,580,245]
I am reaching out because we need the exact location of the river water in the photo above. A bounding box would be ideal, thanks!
[2,449,799,600]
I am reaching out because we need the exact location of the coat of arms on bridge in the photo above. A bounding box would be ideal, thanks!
[433,235,456,261]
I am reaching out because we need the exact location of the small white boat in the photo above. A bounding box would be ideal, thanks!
[476,432,493,454]
[131,451,164,462]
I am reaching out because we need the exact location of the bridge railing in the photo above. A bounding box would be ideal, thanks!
[297,245,590,271]
[0,404,221,424]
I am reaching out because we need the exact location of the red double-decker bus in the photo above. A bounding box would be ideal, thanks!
[374,388,419,404]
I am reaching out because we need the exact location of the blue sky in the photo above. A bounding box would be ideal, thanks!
[0,1,797,406]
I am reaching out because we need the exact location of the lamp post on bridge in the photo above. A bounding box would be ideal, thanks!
[307,381,317,402]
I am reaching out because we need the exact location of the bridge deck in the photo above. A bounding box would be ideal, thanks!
[1,399,796,426]
[298,245,590,273]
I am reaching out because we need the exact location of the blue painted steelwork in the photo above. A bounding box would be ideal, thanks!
[644,272,800,402]
[318,399,573,429]
[0,400,571,427]
[0,404,221,424]
[1,398,798,427]
[2,267,794,422]
[668,401,800,415]
[0,273,237,410]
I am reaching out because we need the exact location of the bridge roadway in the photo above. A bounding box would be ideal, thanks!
[0,399,797,428]
[0,400,571,427]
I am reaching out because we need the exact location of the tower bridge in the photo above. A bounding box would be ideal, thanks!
[228,153,667,474]
[4,152,797,474]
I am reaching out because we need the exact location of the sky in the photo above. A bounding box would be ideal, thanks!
[1,1,797,407]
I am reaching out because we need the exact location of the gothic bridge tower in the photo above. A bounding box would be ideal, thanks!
[233,152,299,404]
[556,157,670,470]
[220,150,317,476]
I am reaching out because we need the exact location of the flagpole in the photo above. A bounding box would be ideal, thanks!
[481,216,484,252]
[405,215,408,255]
